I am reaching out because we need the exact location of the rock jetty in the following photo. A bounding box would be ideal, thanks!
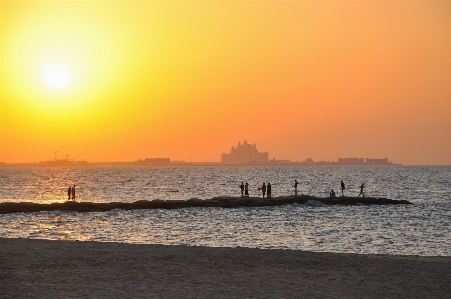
[0,195,412,214]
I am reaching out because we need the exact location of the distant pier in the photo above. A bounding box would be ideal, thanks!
[0,196,412,214]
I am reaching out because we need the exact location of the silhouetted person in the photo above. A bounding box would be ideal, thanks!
[267,183,272,198]
[244,182,249,197]
[340,181,346,196]
[260,183,266,198]
[240,182,244,196]
[68,186,71,201]
[293,180,299,196]
[72,185,76,201]
[358,183,365,197]
[330,189,336,198]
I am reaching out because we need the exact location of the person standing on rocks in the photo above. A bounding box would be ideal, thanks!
[358,183,365,197]
[267,183,272,198]
[71,185,76,202]
[244,182,249,197]
[259,183,266,198]
[67,186,71,201]
[240,182,245,197]
[340,181,346,196]
[293,180,299,196]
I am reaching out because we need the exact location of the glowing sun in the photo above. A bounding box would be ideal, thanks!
[42,65,71,89]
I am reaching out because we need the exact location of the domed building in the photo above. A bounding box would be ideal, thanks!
[221,140,269,164]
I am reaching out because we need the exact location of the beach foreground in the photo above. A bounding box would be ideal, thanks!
[1,238,450,298]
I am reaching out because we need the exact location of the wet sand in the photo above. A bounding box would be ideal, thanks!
[1,238,450,298]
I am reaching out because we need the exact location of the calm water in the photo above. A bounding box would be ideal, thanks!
[1,166,450,256]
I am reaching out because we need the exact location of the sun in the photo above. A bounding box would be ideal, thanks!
[42,65,71,89]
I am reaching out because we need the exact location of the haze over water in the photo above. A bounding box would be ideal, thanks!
[1,166,450,256]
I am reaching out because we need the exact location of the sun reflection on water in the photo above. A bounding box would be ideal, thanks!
[1,167,450,256]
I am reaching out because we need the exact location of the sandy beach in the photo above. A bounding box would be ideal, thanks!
[1,238,450,298]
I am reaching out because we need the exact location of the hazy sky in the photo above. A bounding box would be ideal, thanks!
[1,0,451,165]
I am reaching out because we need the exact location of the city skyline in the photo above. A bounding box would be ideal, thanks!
[0,139,399,166]
[2,1,451,165]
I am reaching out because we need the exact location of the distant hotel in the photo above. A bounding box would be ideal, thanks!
[221,140,269,164]
[219,140,397,165]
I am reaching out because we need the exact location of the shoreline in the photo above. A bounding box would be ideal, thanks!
[1,238,450,298]
[0,195,411,214]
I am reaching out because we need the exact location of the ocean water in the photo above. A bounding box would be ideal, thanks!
[0,166,450,256]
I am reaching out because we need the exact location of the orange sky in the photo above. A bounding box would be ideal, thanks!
[1,0,451,165]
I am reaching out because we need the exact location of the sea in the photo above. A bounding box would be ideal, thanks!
[0,166,450,256]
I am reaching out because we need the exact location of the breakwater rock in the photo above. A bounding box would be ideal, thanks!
[0,196,412,214]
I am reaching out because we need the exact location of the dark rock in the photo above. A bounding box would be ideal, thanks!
[0,196,412,214]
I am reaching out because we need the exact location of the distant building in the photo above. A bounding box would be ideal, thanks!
[303,158,316,165]
[221,140,269,164]
[365,158,390,165]
[135,158,171,165]
[40,160,77,166]
[269,159,292,164]
[338,158,365,165]
[337,157,392,165]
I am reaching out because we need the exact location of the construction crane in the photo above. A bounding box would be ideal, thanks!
[54,151,59,161]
